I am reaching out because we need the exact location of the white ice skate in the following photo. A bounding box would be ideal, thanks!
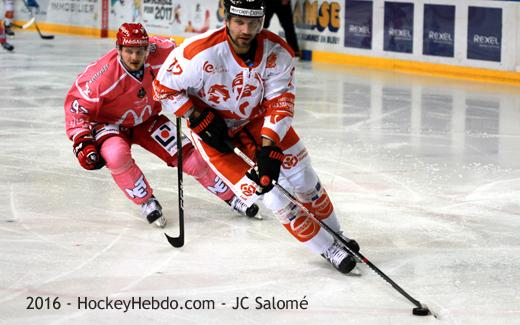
[141,196,166,228]
[322,241,357,274]
[229,196,261,219]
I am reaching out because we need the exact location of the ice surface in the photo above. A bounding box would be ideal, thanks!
[1,32,520,324]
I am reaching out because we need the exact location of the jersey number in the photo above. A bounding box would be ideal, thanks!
[167,58,183,75]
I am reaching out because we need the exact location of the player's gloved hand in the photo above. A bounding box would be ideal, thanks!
[188,109,233,153]
[246,145,284,194]
[72,130,105,170]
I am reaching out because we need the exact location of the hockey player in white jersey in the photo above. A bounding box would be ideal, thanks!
[153,0,360,273]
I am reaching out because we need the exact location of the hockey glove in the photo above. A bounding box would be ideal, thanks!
[72,130,105,170]
[188,110,233,153]
[247,145,285,194]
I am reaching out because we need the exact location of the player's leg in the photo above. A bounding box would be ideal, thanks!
[3,0,15,36]
[262,131,359,273]
[133,114,258,218]
[95,125,165,227]
[182,145,259,218]
[0,20,13,51]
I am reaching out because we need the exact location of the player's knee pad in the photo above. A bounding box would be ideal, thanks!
[272,203,321,242]
[297,182,334,220]
[181,146,203,176]
[100,136,133,173]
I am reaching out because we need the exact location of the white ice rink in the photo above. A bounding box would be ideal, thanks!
[1,31,520,324]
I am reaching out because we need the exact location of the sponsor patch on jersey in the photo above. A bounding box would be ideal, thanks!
[266,53,277,69]
[125,175,149,199]
[93,123,120,142]
[203,60,228,74]
[290,214,318,240]
[151,121,179,156]
[282,154,298,169]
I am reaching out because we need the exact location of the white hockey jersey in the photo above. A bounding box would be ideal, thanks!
[153,26,296,145]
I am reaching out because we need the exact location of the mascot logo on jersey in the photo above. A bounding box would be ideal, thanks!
[231,72,261,100]
[208,84,231,104]
[266,53,277,69]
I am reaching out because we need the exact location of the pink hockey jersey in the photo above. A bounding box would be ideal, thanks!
[64,36,176,140]
[153,27,296,145]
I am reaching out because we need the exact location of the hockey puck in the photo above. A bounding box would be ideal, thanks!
[412,306,430,316]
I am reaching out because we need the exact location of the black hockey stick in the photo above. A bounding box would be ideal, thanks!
[22,0,54,39]
[165,117,185,247]
[230,143,437,318]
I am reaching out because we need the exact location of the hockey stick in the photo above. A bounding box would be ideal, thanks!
[164,117,185,248]
[21,0,54,39]
[229,143,438,318]
[10,17,36,29]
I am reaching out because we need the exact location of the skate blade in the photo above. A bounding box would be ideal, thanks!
[250,213,264,220]
[347,266,362,277]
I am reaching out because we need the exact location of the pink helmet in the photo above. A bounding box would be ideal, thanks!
[116,23,149,47]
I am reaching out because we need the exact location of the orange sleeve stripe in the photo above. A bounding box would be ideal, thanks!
[152,79,183,100]
[264,93,295,116]
[261,30,295,57]
[175,100,194,117]
[260,127,281,145]
[183,29,227,60]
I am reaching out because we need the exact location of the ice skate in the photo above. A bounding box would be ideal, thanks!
[322,241,357,274]
[1,42,14,51]
[338,231,360,253]
[229,196,261,219]
[141,196,166,228]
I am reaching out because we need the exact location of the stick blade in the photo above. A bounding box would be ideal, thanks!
[22,17,35,29]
[164,233,184,248]
[41,35,55,39]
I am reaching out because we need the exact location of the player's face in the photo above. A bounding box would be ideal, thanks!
[118,46,148,71]
[226,16,264,53]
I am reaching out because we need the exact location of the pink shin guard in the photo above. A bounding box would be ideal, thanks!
[182,147,235,202]
[100,137,153,205]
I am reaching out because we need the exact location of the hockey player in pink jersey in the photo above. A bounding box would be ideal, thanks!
[153,1,360,273]
[65,23,258,228]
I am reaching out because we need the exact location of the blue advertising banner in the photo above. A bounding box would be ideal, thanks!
[423,4,455,57]
[344,0,373,49]
[384,2,414,53]
[467,7,502,62]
